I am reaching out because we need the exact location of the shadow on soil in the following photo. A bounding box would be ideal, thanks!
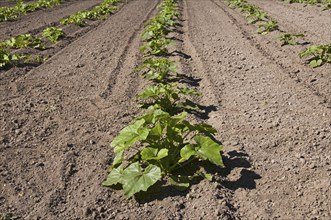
[221,151,261,190]
[134,149,260,203]
[169,50,192,59]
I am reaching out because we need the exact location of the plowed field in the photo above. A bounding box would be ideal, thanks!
[1,0,330,219]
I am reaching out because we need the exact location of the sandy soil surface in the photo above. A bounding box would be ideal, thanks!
[0,0,330,219]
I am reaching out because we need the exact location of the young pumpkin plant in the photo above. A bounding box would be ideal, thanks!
[0,34,45,50]
[247,10,268,24]
[299,44,331,68]
[257,20,279,35]
[0,48,30,68]
[103,109,224,198]
[42,27,65,43]
[277,33,304,46]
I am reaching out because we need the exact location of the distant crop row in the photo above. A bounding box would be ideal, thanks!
[0,0,119,69]
[227,0,331,68]
[0,0,63,22]
[103,0,225,198]
[281,0,331,10]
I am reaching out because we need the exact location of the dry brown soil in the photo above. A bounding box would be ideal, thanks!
[0,0,330,219]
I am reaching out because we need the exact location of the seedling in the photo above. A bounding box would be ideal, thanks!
[0,7,19,21]
[247,10,268,24]
[60,11,88,26]
[257,20,279,35]
[60,0,117,26]
[299,44,331,68]
[42,27,65,43]
[0,34,45,49]
[277,33,304,46]
[0,48,29,68]
[322,0,331,9]
[228,0,247,8]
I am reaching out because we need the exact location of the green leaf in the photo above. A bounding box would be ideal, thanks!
[141,147,168,160]
[139,108,169,124]
[194,136,224,167]
[138,85,165,99]
[103,166,123,186]
[122,162,162,198]
[309,59,323,68]
[147,122,163,141]
[111,119,149,153]
[180,144,196,162]
[169,111,187,126]
[141,147,157,160]
[203,173,212,181]
[111,150,124,168]
[157,148,169,159]
[179,87,201,96]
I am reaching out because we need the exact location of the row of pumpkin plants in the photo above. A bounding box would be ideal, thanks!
[227,0,331,68]
[281,0,331,9]
[102,0,225,198]
[0,0,63,22]
[0,0,119,68]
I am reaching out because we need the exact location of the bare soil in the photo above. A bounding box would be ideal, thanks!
[0,0,330,219]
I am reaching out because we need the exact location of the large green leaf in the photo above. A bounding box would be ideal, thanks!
[194,136,224,167]
[111,119,149,153]
[102,166,123,186]
[122,162,162,198]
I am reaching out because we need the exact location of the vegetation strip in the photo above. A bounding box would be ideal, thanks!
[280,0,331,10]
[103,0,225,198]
[226,0,331,68]
[0,0,119,69]
[0,0,63,22]
[60,0,118,26]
